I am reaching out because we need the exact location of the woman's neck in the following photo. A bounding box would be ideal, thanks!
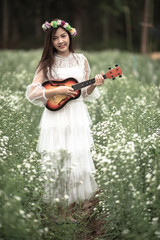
[56,50,70,57]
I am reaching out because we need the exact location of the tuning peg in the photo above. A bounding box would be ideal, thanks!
[112,77,115,80]
[115,64,119,67]
[108,67,111,70]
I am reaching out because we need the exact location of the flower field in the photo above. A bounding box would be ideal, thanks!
[0,49,160,240]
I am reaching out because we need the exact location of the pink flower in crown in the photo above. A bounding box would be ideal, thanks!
[73,30,77,36]
[42,21,51,31]
[42,19,77,36]
[61,20,66,27]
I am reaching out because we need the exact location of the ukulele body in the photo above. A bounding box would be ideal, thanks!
[42,66,122,111]
[42,78,81,111]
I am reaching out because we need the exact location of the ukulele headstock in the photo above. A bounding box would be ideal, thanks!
[105,65,122,80]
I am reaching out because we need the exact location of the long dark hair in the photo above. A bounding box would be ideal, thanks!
[37,26,75,81]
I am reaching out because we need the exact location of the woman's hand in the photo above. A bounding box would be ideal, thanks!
[93,73,104,86]
[86,73,104,95]
[56,86,77,98]
[45,86,77,99]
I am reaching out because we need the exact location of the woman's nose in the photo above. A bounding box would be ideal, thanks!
[58,37,63,43]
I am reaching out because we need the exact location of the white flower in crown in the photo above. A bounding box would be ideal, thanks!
[64,22,69,29]
[42,19,77,36]
[57,19,62,26]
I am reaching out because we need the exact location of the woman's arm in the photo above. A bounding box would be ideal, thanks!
[45,85,77,98]
[29,68,77,99]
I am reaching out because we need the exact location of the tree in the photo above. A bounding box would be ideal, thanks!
[140,0,152,54]
[2,0,9,48]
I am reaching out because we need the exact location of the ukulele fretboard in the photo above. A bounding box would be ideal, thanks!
[72,74,107,91]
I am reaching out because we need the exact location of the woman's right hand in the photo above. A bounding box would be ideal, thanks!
[45,86,78,99]
[55,86,78,98]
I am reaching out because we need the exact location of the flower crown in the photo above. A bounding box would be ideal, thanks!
[42,19,77,37]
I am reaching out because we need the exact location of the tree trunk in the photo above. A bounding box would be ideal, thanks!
[73,6,84,49]
[102,17,109,43]
[2,0,9,48]
[124,6,133,52]
[140,0,150,54]
[11,0,20,48]
[35,3,42,40]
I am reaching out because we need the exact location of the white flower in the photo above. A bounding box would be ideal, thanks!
[122,229,130,235]
[115,110,121,115]
[0,190,4,196]
[133,133,138,138]
[5,201,11,207]
[55,198,60,202]
[79,180,83,184]
[19,210,25,215]
[43,176,48,180]
[49,178,55,182]
[25,163,31,169]
[155,231,160,236]
[146,173,152,181]
[102,167,107,172]
[57,20,62,26]
[64,22,69,29]
[14,196,21,201]
[152,217,158,224]
[64,194,69,200]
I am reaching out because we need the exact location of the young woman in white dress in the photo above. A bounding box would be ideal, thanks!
[26,18,104,223]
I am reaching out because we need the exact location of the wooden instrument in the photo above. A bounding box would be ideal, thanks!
[42,65,122,111]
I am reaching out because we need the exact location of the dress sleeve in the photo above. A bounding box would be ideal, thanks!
[81,55,100,101]
[25,69,48,107]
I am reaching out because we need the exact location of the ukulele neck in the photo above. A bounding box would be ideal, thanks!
[72,74,107,91]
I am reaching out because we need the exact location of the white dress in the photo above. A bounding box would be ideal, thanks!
[26,52,100,205]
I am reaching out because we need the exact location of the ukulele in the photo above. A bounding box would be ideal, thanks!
[42,65,122,111]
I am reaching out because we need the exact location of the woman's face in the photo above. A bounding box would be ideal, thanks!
[52,27,70,56]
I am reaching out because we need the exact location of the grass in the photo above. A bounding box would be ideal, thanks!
[0,49,160,239]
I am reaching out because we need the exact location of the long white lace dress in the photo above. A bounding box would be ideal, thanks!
[26,52,100,205]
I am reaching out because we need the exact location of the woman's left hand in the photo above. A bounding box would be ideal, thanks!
[94,73,104,86]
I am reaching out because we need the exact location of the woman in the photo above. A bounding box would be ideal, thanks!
[26,18,104,222]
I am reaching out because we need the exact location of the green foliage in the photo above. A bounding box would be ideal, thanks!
[85,51,160,239]
[2,0,160,51]
[0,49,160,239]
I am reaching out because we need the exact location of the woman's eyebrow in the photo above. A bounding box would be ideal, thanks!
[53,33,66,38]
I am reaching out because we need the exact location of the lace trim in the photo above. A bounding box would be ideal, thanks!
[53,53,82,68]
[47,53,87,81]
